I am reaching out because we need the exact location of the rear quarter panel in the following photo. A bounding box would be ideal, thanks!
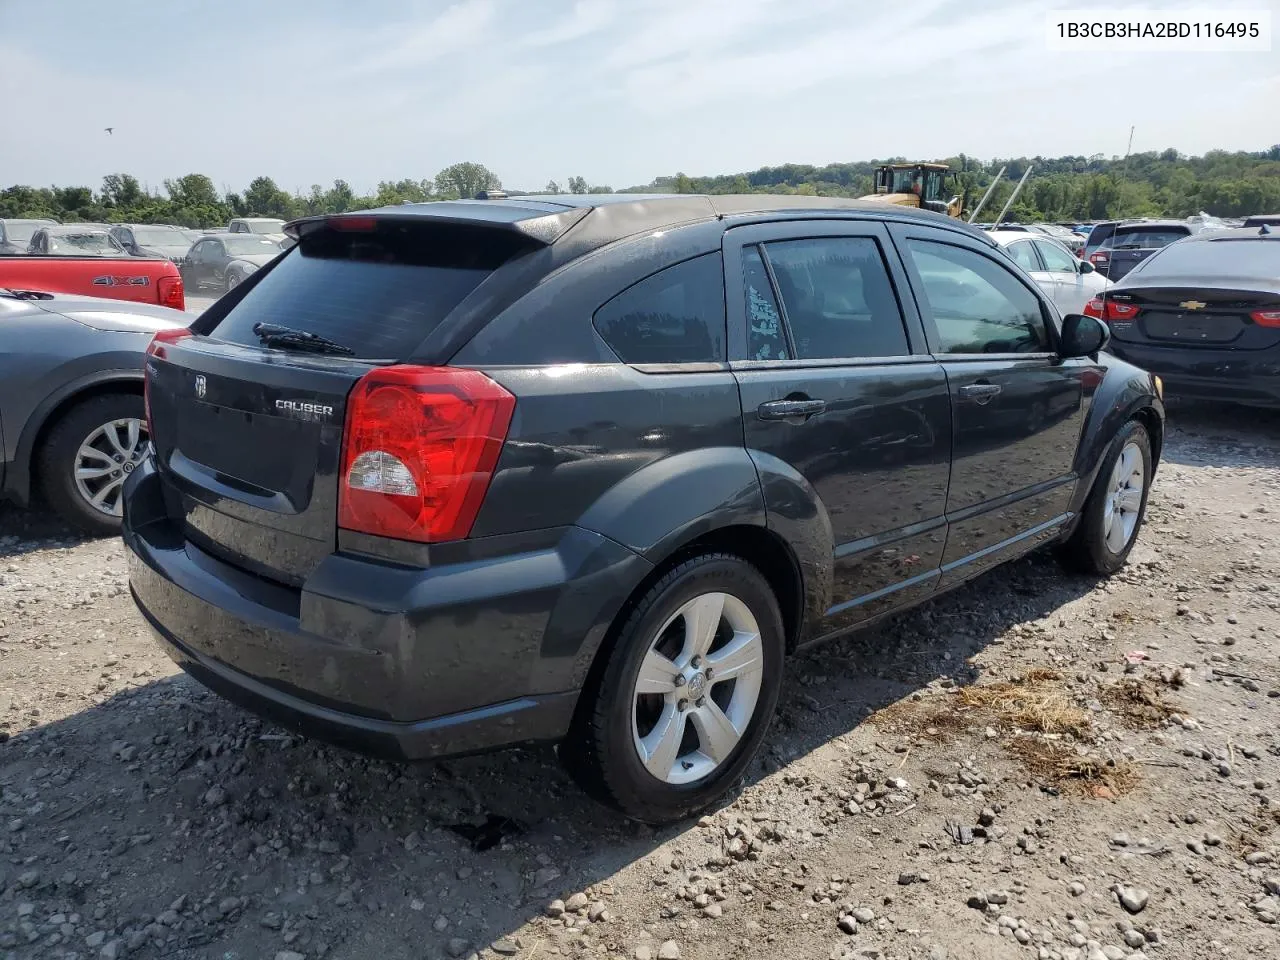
[0,256,179,306]
[0,313,153,502]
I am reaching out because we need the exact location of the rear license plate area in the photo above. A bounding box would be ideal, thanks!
[1143,312,1238,344]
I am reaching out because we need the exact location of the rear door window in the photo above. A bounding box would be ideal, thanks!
[209,221,532,360]
[592,253,726,364]
[1005,240,1042,272]
[757,237,910,359]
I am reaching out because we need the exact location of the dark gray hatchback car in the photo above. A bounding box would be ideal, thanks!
[123,195,1164,822]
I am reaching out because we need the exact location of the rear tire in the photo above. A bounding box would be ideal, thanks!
[561,553,785,823]
[1058,419,1152,575]
[38,393,148,537]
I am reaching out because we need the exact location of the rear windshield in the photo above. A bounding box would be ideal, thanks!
[1102,227,1190,250]
[1135,238,1280,279]
[4,221,45,243]
[54,232,121,253]
[224,235,280,255]
[208,221,530,359]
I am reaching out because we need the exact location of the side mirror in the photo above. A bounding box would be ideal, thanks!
[1060,314,1110,358]
[1079,259,1095,274]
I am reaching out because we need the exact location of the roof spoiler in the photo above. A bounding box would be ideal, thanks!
[284,204,589,246]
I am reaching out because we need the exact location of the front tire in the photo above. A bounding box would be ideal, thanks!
[561,553,785,823]
[225,270,242,293]
[38,393,149,536]
[1059,419,1152,575]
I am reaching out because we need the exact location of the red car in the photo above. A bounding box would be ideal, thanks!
[1,228,185,310]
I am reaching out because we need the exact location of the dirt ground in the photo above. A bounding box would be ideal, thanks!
[2,405,1278,960]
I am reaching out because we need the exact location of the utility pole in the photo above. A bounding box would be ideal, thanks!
[994,165,1034,225]
[967,165,1006,224]
[1119,125,1135,217]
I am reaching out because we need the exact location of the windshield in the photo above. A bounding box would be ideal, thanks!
[224,235,282,255]
[53,232,122,254]
[4,221,47,243]
[1102,227,1190,250]
[888,168,920,193]
[132,227,186,246]
[1136,238,1280,279]
[246,220,285,234]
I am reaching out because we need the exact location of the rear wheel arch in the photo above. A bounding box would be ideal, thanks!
[574,522,805,713]
[10,375,144,504]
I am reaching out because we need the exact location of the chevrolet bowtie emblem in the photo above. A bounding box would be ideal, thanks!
[1179,300,1206,310]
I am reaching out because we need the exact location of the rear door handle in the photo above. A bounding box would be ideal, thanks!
[958,383,1002,405]
[757,398,827,421]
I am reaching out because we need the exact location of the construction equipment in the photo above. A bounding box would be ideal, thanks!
[860,163,962,218]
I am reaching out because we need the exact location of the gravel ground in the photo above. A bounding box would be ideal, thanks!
[2,405,1279,960]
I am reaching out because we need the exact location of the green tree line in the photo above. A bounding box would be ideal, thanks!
[4,147,1278,228]
[631,146,1280,221]
[0,162,612,230]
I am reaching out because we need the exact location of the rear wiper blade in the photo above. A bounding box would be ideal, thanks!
[252,322,353,356]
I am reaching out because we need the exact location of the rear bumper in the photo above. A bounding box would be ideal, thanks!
[122,459,651,760]
[1107,343,1280,408]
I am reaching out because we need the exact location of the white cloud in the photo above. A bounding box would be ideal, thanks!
[519,0,616,48]
[343,0,499,76]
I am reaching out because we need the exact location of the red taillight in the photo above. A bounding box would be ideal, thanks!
[1251,309,1280,328]
[338,366,515,543]
[143,327,192,435]
[158,274,185,311]
[1083,298,1139,322]
[1089,252,1109,265]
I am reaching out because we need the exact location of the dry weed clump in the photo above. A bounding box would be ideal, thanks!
[1007,738,1139,798]
[1101,677,1178,729]
[870,669,1166,796]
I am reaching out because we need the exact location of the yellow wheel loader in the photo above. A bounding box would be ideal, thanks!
[860,163,962,218]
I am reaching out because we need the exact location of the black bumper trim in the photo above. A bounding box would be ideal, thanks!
[136,589,578,761]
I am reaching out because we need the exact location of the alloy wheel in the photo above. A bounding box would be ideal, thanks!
[73,418,149,517]
[1103,440,1144,553]
[630,591,765,785]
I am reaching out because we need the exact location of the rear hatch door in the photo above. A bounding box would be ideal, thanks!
[145,212,557,585]
[1095,225,1192,280]
[1107,284,1280,350]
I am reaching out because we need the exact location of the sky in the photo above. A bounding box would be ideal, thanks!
[0,0,1276,196]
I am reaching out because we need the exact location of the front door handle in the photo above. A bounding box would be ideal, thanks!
[757,398,827,421]
[958,382,1002,405]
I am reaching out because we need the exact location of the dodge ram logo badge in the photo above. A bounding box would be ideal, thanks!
[194,375,207,399]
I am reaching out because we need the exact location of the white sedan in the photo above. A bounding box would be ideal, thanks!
[989,230,1111,316]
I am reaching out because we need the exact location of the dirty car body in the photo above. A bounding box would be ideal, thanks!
[122,194,1164,821]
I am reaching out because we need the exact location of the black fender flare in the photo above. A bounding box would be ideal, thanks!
[1068,366,1163,519]
[552,446,769,689]
[747,449,835,638]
